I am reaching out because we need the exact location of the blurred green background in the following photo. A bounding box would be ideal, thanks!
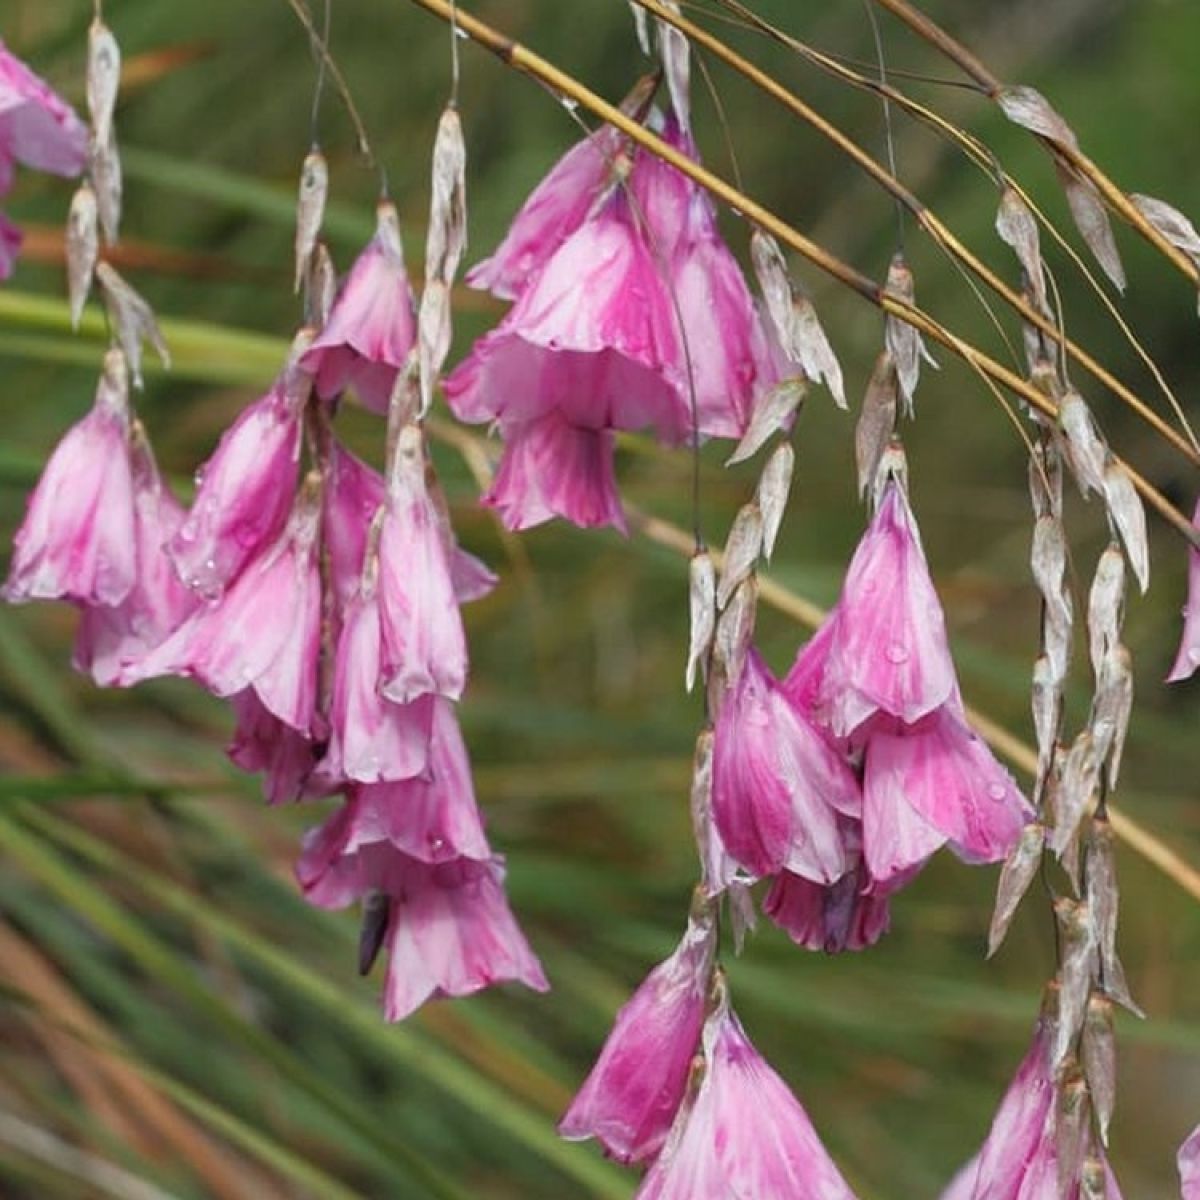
[2,0,1200,1195]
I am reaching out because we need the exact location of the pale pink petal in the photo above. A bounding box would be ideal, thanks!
[377,426,467,703]
[466,126,620,300]
[227,689,329,806]
[327,587,435,784]
[0,208,21,278]
[133,489,321,731]
[450,545,498,604]
[864,707,1032,877]
[560,908,716,1164]
[818,482,957,736]
[712,648,860,885]
[938,1157,978,1200]
[0,40,88,176]
[1179,1125,1200,1199]
[168,381,302,599]
[74,433,198,685]
[1168,495,1200,683]
[638,996,859,1200]
[484,411,626,533]
[381,855,549,1021]
[323,441,386,613]
[4,352,135,607]
[445,199,690,443]
[301,200,417,414]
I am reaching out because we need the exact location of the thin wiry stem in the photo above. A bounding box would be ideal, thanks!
[869,0,1200,287]
[635,0,1200,469]
[401,0,1199,549]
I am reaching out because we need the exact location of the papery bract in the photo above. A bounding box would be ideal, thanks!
[560,907,716,1164]
[132,486,322,732]
[1168,495,1200,683]
[637,994,859,1200]
[301,200,417,414]
[169,371,303,599]
[862,705,1032,890]
[327,584,435,784]
[377,424,467,703]
[712,648,860,885]
[484,411,626,533]
[817,482,956,737]
[4,350,135,607]
[0,40,88,176]
[74,429,198,685]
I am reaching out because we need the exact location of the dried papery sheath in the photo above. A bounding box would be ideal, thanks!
[1029,436,1063,521]
[1053,896,1099,1067]
[629,1,652,55]
[686,551,716,693]
[791,294,845,410]
[305,241,337,327]
[995,184,1047,312]
[1085,817,1141,1016]
[1091,642,1132,787]
[86,18,120,148]
[1049,730,1100,858]
[1130,192,1200,267]
[95,261,169,388]
[855,351,897,498]
[716,503,763,609]
[751,230,792,352]
[726,378,804,466]
[655,0,690,134]
[66,181,98,329]
[1087,543,1125,681]
[1059,389,1109,499]
[712,574,756,687]
[418,105,468,415]
[1031,513,1073,684]
[293,148,328,294]
[756,442,794,561]
[883,253,936,413]
[1101,462,1149,594]
[1169,495,1200,683]
[987,820,1044,958]
[1056,1061,1091,1198]
[89,130,122,244]
[1031,655,1062,787]
[690,728,739,895]
[1082,992,1116,1145]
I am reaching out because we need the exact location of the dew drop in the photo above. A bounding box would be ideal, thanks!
[987,782,1007,802]
[885,642,909,665]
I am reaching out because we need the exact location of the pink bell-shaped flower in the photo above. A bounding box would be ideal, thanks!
[466,124,621,301]
[377,423,468,703]
[712,648,860,885]
[1168,495,1200,683]
[4,349,135,607]
[1179,1124,1200,1199]
[301,200,417,414]
[637,981,859,1200]
[326,580,436,785]
[227,689,328,806]
[168,351,305,599]
[945,1005,1124,1200]
[484,411,626,533]
[560,902,716,1164]
[446,194,691,443]
[0,39,88,177]
[814,481,957,738]
[298,811,548,1021]
[74,425,198,685]
[862,703,1032,890]
[763,821,891,954]
[131,480,322,732]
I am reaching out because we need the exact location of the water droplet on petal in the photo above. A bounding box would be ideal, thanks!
[885,642,909,665]
[987,782,1007,801]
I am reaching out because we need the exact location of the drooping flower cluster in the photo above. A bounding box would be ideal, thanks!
[4,102,546,1019]
[0,38,87,277]
[707,460,1031,954]
[447,89,786,532]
